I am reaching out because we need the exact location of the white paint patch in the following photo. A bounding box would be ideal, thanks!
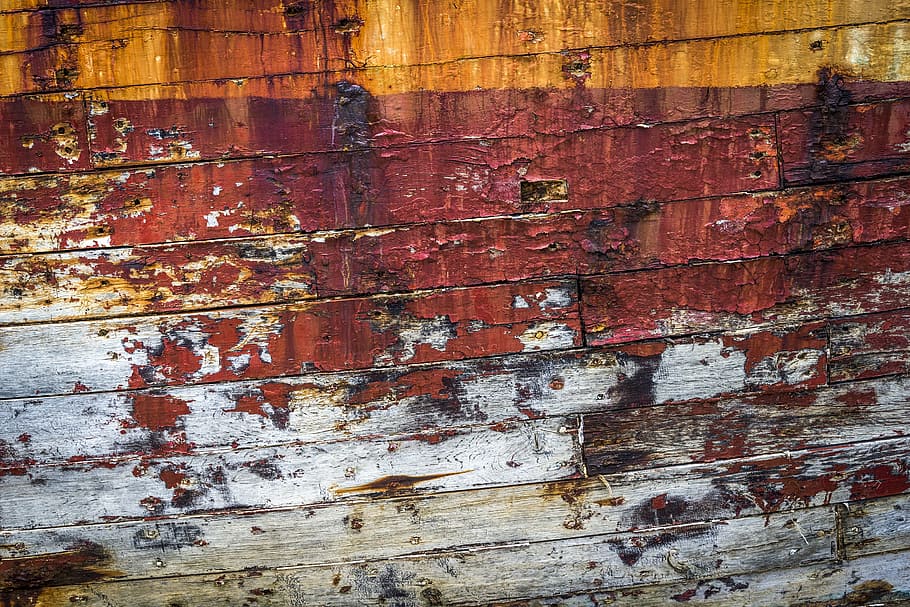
[540,287,573,309]
[212,186,222,195]
[876,269,910,285]
[512,295,530,309]
[374,316,456,365]
[652,340,747,403]
[747,349,823,387]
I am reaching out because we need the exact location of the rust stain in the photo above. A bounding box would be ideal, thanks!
[0,541,122,605]
[332,470,471,496]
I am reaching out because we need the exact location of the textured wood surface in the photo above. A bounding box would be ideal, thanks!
[2,0,910,605]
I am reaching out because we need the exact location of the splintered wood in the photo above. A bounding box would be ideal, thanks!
[1,0,910,605]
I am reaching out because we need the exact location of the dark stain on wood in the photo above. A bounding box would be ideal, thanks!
[333,471,471,496]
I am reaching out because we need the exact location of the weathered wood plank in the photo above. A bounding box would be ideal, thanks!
[0,236,316,323]
[311,189,910,301]
[5,0,908,58]
[829,308,910,382]
[0,278,581,398]
[72,73,910,168]
[584,375,909,473]
[0,93,89,175]
[0,417,581,529]
[2,114,780,258]
[843,493,910,559]
[1,0,318,49]
[0,323,827,466]
[3,19,910,96]
[582,240,910,346]
[4,434,908,583]
[3,161,908,273]
[51,161,910,328]
[495,551,910,606]
[0,1,161,12]
[781,94,910,184]
[2,507,836,605]
[87,103,776,200]
[2,78,906,179]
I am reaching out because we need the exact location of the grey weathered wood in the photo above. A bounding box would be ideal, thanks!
[493,550,910,606]
[0,326,829,467]
[843,493,910,558]
[0,417,581,530]
[829,308,910,382]
[13,507,835,606]
[3,435,908,581]
[585,374,910,472]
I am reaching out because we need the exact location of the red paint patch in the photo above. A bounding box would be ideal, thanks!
[131,393,192,430]
[850,464,910,501]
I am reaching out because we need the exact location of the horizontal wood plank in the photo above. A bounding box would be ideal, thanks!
[781,95,910,184]
[2,507,835,605]
[5,0,908,59]
[0,236,316,323]
[829,308,910,381]
[0,417,581,529]
[3,20,910,96]
[0,323,826,466]
[495,551,910,606]
[76,73,910,166]
[584,375,909,473]
[0,279,581,398]
[582,240,910,346]
[843,493,910,558]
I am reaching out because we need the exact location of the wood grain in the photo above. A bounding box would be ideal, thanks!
[829,308,910,382]
[0,279,581,398]
[3,19,910,96]
[0,417,582,529]
[582,240,910,346]
[2,507,835,605]
[0,322,831,467]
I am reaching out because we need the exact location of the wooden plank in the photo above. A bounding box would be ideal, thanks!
[5,117,786,256]
[0,323,827,466]
[781,95,910,184]
[1,0,316,47]
[44,156,910,327]
[494,551,910,606]
[5,0,908,58]
[0,416,581,529]
[2,79,906,180]
[0,507,835,605]
[584,375,910,473]
[3,434,907,582]
[582,240,910,346]
[311,185,910,300]
[3,159,908,273]
[0,278,581,398]
[73,72,910,167]
[0,1,162,12]
[3,19,910,96]
[843,493,910,558]
[829,308,910,382]
[0,23,340,98]
[0,235,316,323]
[0,93,90,175]
[86,103,776,193]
